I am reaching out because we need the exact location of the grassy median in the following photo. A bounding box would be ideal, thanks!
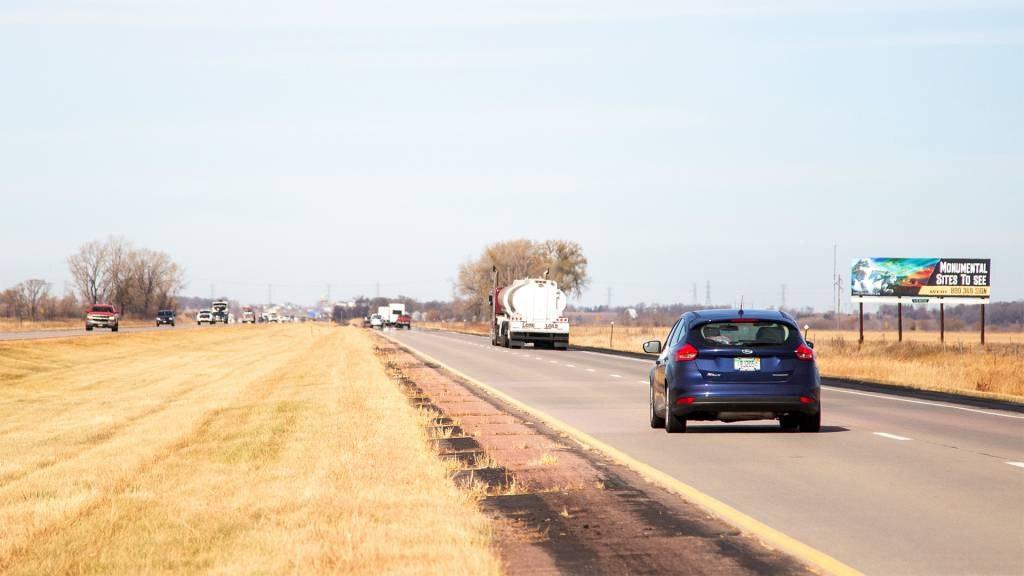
[0,325,500,575]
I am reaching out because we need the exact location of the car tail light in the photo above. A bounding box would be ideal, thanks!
[676,396,695,405]
[795,343,814,361]
[675,343,698,362]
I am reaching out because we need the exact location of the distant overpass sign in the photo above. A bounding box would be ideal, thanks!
[851,258,990,304]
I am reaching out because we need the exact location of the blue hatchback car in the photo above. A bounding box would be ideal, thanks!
[644,309,820,433]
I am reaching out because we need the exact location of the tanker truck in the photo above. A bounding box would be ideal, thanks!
[489,275,570,349]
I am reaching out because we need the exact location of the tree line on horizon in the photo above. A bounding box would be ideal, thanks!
[0,237,185,321]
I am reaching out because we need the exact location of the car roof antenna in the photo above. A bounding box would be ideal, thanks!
[738,297,744,316]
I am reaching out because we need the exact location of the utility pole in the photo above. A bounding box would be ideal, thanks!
[210,284,214,301]
[692,283,698,306]
[705,281,711,307]
[267,283,272,305]
[833,244,840,330]
[780,284,787,311]
[606,287,612,309]
[375,281,380,299]
[327,284,331,304]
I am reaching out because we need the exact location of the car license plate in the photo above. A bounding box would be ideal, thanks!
[734,357,760,371]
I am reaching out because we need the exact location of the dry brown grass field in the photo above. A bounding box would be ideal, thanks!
[0,324,499,575]
[418,322,1024,400]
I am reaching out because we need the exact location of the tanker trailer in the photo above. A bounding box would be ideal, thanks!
[490,278,569,349]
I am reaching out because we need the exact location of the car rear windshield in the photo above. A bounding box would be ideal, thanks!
[159,310,173,315]
[691,321,797,347]
[91,306,114,313]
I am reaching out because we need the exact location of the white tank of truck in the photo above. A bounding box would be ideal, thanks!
[491,278,569,349]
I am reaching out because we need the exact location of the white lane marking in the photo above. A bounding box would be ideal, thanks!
[1007,462,1024,469]
[549,360,558,364]
[874,432,912,441]
[823,386,1024,420]
[580,350,652,364]
[534,356,544,360]
[638,380,648,384]
[586,368,596,372]
[609,374,622,379]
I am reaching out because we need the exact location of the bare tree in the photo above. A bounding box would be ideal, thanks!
[67,241,110,304]
[66,238,186,318]
[457,239,590,318]
[537,240,590,299]
[15,279,50,321]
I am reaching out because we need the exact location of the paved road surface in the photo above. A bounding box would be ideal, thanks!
[389,328,1024,576]
[0,323,200,341]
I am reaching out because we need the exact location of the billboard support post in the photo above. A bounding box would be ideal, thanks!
[858,303,864,344]
[940,303,945,344]
[897,302,903,342]
[981,304,986,345]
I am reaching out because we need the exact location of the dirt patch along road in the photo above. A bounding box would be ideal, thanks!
[0,325,499,575]
[375,337,810,576]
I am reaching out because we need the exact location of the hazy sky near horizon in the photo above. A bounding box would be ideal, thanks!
[2,0,1021,310]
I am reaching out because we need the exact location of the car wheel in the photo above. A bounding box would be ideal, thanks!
[664,385,686,433]
[800,410,821,433]
[112,325,119,332]
[86,325,93,331]
[649,381,665,429]
[779,414,801,432]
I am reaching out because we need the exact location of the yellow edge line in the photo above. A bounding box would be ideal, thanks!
[380,332,862,576]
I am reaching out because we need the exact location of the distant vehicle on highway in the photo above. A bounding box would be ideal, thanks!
[387,302,406,327]
[196,309,213,325]
[241,307,256,324]
[362,315,371,328]
[85,304,119,332]
[644,309,820,433]
[155,310,176,327]
[211,300,229,324]
[394,313,412,330]
[369,314,384,329]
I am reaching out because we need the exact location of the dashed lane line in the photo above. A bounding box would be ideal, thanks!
[874,432,912,441]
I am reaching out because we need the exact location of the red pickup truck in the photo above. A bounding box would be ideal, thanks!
[85,304,120,332]
[395,314,411,330]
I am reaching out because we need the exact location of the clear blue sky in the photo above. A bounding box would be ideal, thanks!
[2,1,1021,310]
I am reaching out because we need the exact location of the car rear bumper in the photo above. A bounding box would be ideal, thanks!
[509,331,569,343]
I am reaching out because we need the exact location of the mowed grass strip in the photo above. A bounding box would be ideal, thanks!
[418,321,1024,399]
[0,325,499,575]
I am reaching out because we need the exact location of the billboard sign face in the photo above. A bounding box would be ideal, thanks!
[851,258,990,304]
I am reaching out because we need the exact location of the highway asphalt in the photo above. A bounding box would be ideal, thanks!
[0,323,200,341]
[389,328,1024,576]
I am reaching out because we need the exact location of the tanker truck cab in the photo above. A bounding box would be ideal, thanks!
[491,278,570,349]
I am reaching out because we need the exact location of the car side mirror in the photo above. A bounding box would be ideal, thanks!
[643,340,662,354]
[806,341,814,349]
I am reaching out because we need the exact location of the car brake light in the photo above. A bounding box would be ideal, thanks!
[796,343,814,361]
[800,396,814,404]
[675,343,698,362]
[676,396,695,405]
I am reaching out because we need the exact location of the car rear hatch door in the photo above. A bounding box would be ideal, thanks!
[690,320,799,383]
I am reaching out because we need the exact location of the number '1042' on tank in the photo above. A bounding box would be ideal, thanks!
[851,258,991,304]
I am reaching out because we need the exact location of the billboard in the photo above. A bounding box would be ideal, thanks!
[851,258,990,304]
